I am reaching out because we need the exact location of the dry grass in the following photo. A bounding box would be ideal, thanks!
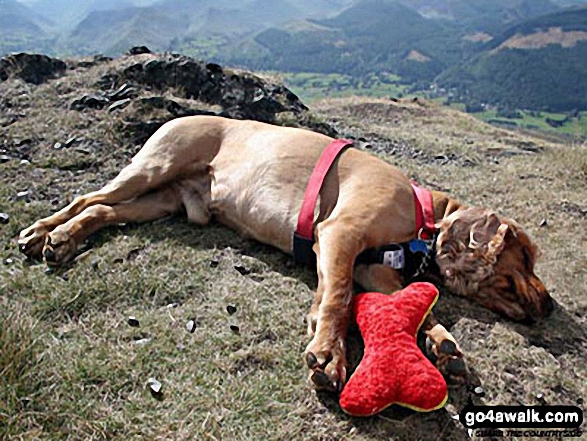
[1,68,586,441]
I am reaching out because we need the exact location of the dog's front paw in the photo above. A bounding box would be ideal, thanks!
[43,228,77,267]
[19,223,49,258]
[305,334,347,393]
[427,338,468,385]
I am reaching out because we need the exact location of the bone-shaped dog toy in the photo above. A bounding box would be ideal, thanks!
[340,282,448,416]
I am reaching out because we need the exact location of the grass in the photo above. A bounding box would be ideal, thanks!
[1,58,586,440]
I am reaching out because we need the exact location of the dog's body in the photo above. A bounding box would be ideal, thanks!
[19,115,554,391]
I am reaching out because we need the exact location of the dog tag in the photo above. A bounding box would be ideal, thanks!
[382,249,404,269]
[409,239,429,254]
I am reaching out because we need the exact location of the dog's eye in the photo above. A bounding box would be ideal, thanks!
[522,248,532,270]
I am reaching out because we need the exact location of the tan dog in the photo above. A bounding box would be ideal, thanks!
[18,115,554,391]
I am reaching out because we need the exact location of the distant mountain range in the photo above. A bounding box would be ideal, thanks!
[4,0,587,111]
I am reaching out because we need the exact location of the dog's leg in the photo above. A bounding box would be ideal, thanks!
[354,263,468,384]
[305,220,362,392]
[42,186,182,266]
[19,160,179,258]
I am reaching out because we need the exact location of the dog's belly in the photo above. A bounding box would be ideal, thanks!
[208,126,331,252]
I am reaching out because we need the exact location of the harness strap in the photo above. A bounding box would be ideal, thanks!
[411,182,435,240]
[296,139,354,240]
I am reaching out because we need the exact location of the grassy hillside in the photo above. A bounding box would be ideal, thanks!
[1,52,586,440]
[439,7,587,112]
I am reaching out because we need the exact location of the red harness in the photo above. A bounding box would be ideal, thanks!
[294,139,436,248]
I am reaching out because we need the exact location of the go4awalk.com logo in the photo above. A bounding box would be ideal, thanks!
[459,405,582,428]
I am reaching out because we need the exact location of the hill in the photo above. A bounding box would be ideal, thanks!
[438,7,587,111]
[395,0,560,32]
[1,49,585,440]
[0,0,52,54]
[224,0,463,82]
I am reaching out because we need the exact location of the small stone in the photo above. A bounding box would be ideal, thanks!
[0,213,9,224]
[5,258,13,265]
[0,154,10,163]
[473,386,485,397]
[65,136,76,147]
[536,393,547,405]
[53,142,62,150]
[234,265,251,276]
[128,316,139,327]
[147,377,162,394]
[230,325,240,334]
[226,305,237,315]
[210,259,219,268]
[166,303,179,309]
[186,320,196,333]
[134,338,151,346]
[16,191,29,201]
[20,159,30,166]
[107,98,131,113]
[539,219,548,227]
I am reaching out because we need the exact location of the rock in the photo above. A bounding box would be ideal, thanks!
[539,219,548,227]
[16,191,29,201]
[20,159,30,166]
[230,325,240,334]
[127,316,139,327]
[108,83,138,101]
[186,320,197,333]
[53,142,62,150]
[71,94,110,111]
[108,98,131,113]
[473,386,485,397]
[64,136,77,147]
[0,53,66,85]
[134,338,152,346]
[226,305,237,315]
[234,265,251,276]
[128,46,152,55]
[147,377,162,394]
[0,213,9,224]
[5,258,13,265]
[0,154,10,163]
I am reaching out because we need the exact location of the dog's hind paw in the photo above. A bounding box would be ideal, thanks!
[18,223,49,258]
[42,228,77,267]
[427,337,469,385]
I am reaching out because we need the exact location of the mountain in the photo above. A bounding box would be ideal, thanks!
[0,0,53,55]
[221,0,462,81]
[395,0,560,32]
[69,7,189,55]
[438,7,587,111]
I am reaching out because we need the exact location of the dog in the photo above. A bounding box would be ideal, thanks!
[18,115,554,392]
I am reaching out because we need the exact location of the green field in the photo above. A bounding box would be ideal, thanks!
[280,71,587,139]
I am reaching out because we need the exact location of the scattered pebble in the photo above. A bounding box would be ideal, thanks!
[65,136,77,147]
[166,303,179,309]
[234,265,251,276]
[226,305,237,315]
[5,258,13,265]
[186,320,196,333]
[473,386,485,397]
[210,259,219,268]
[53,142,62,150]
[536,393,547,405]
[134,338,152,346]
[0,155,10,163]
[20,159,30,166]
[128,316,139,327]
[147,377,162,394]
[539,219,548,227]
[16,190,29,200]
[0,213,9,224]
[230,325,240,334]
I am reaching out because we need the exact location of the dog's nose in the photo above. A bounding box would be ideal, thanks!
[543,296,555,317]
[44,248,56,261]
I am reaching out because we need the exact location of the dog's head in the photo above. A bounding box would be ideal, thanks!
[435,207,554,323]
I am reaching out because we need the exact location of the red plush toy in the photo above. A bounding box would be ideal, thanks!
[339,282,448,417]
